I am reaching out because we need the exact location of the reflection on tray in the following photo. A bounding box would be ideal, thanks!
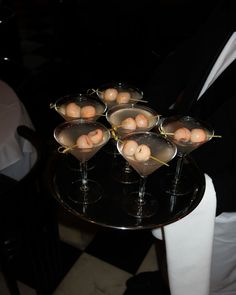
[47,149,205,230]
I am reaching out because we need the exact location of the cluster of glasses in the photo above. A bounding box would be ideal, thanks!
[51,82,216,219]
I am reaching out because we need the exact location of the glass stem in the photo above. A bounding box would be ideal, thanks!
[172,153,184,192]
[80,161,89,192]
[138,176,147,205]
[124,161,132,173]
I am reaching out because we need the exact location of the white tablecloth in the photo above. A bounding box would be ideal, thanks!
[0,80,37,180]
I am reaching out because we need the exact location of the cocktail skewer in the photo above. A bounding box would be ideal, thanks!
[160,131,222,138]
[58,145,78,153]
[49,103,58,110]
[149,155,170,166]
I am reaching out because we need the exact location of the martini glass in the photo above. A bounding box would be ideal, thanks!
[106,103,160,184]
[159,115,214,196]
[50,93,107,121]
[89,81,145,110]
[51,93,107,171]
[54,119,110,204]
[117,132,177,218]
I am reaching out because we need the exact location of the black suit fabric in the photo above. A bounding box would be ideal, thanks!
[144,0,236,215]
[145,0,236,114]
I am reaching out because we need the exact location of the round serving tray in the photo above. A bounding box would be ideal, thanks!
[45,148,205,230]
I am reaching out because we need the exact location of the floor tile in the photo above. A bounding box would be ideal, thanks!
[0,272,36,295]
[136,244,159,274]
[0,272,10,295]
[58,241,83,280]
[4,240,82,294]
[85,228,156,274]
[18,281,37,295]
[53,252,132,295]
[59,221,98,251]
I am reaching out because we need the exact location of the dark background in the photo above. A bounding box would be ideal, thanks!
[0,0,216,139]
[0,1,220,293]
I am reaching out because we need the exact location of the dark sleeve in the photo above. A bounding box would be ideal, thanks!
[143,41,195,116]
[191,95,236,216]
[212,173,236,216]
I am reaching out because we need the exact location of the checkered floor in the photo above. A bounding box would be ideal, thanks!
[0,2,163,294]
[0,214,159,295]
[55,217,159,295]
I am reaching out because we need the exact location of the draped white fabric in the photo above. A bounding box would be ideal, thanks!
[152,174,217,295]
[0,80,36,180]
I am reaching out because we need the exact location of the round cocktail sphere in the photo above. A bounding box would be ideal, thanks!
[54,119,110,204]
[54,93,107,121]
[117,132,177,218]
[96,82,143,109]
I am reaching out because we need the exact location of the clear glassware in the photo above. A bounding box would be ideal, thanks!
[106,103,160,184]
[117,131,177,218]
[54,119,110,204]
[50,93,107,172]
[89,81,145,110]
[159,115,214,196]
[50,92,107,121]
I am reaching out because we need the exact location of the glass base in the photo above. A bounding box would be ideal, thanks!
[160,173,195,196]
[123,192,158,218]
[68,179,103,204]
